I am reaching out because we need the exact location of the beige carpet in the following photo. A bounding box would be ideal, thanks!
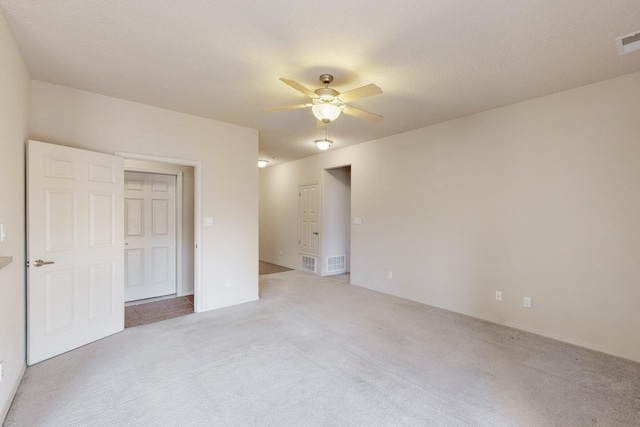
[5,271,640,426]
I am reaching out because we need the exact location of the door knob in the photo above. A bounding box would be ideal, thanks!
[34,259,55,267]
[313,232,319,235]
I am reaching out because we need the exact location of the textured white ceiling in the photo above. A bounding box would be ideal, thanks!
[1,0,639,165]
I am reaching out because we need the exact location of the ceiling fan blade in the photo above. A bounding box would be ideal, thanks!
[280,78,317,98]
[338,84,383,103]
[263,103,311,113]
[342,105,383,122]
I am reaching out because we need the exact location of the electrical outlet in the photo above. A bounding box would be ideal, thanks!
[388,271,393,279]
[225,279,232,288]
[524,297,532,308]
[495,291,502,301]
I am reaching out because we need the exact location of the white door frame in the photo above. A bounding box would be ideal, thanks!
[116,151,202,313]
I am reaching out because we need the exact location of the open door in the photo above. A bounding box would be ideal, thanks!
[27,140,124,365]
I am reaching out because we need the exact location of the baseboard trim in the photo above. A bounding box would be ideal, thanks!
[1,361,26,425]
[429,303,640,364]
[469,313,640,364]
[350,282,640,364]
[200,295,260,312]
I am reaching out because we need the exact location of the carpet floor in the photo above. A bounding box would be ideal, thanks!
[5,271,640,426]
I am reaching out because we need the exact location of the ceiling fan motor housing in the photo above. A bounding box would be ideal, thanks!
[315,87,340,101]
[319,74,334,85]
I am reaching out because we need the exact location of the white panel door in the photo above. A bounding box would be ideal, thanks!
[299,184,320,255]
[124,172,177,302]
[27,140,124,365]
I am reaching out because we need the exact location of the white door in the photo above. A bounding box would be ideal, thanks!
[124,172,177,302]
[299,184,320,255]
[27,140,124,365]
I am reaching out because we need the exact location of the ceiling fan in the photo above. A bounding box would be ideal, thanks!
[264,74,383,123]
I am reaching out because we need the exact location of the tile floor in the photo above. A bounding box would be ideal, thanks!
[125,295,194,328]
[259,261,292,275]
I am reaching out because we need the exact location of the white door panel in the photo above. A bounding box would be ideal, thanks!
[124,172,177,302]
[299,184,320,256]
[28,140,124,365]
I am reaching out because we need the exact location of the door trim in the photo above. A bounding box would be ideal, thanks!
[116,151,202,313]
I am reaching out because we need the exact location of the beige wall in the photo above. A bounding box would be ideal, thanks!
[260,72,640,362]
[30,81,259,311]
[0,11,30,422]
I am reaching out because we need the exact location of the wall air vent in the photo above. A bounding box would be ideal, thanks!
[327,255,346,274]
[616,30,640,55]
[302,255,316,273]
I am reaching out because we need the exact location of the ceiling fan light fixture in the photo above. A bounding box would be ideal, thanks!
[312,103,341,123]
[314,138,333,151]
[257,159,269,168]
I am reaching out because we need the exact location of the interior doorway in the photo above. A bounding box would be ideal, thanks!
[322,165,351,276]
[121,157,197,327]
